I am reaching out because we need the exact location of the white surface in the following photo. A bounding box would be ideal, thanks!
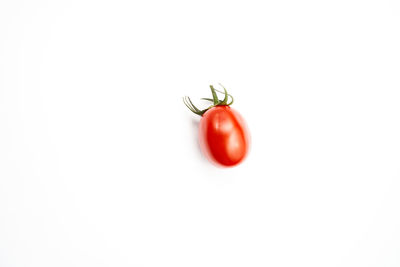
[1,0,400,266]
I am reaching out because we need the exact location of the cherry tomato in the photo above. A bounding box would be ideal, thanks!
[199,105,250,167]
[183,85,250,167]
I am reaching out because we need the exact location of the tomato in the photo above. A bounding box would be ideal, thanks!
[183,84,250,167]
[199,105,250,167]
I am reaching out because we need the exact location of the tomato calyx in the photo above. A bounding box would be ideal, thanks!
[183,84,234,116]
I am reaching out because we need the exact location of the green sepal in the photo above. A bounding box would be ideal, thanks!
[209,85,219,105]
[183,84,235,116]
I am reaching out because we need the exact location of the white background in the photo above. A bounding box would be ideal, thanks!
[1,0,400,266]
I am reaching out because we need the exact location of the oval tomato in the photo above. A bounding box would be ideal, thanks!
[199,105,250,167]
[183,84,250,167]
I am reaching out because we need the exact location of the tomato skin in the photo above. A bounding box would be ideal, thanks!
[198,105,250,167]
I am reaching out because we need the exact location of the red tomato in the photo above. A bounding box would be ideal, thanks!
[183,84,250,167]
[199,105,250,167]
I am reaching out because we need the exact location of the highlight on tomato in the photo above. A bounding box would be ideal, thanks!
[183,84,250,167]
